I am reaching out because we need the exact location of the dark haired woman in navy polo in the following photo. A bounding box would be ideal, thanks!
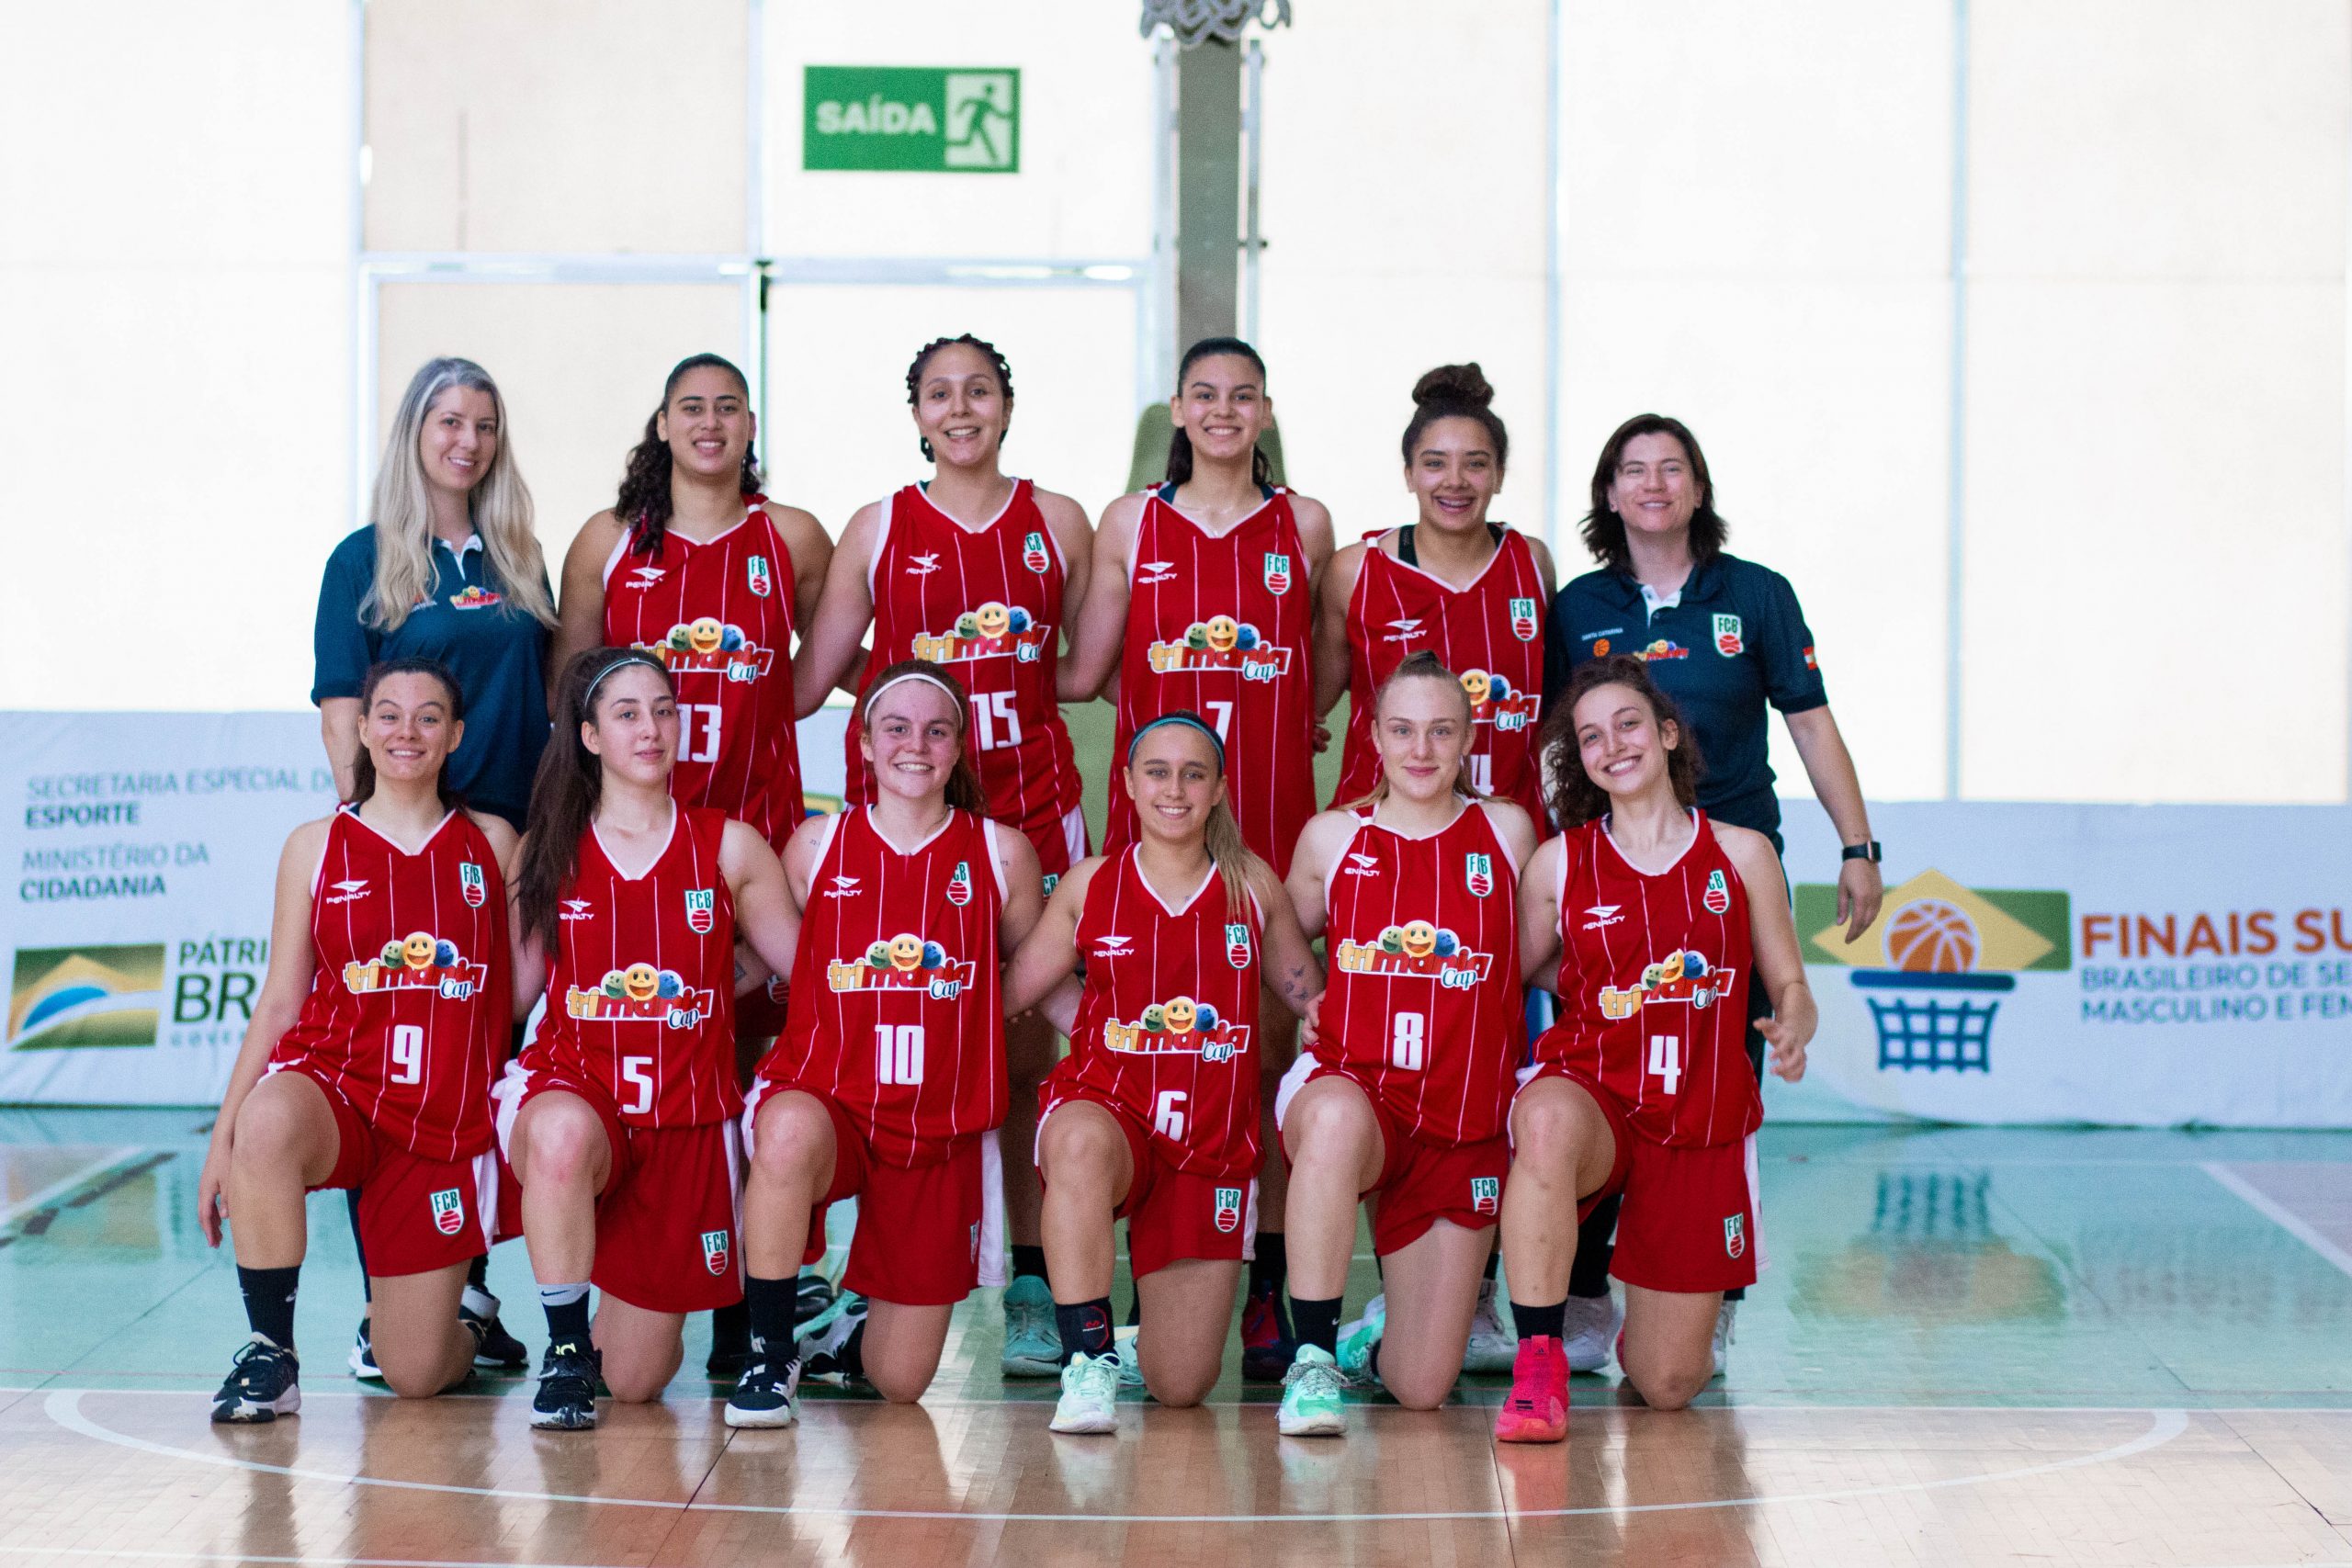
[1542,412,1880,1380]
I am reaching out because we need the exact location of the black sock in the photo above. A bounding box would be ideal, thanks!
[345,1190,372,1304]
[1011,1244,1049,1282]
[1723,1285,1746,1303]
[541,1285,592,1347]
[238,1264,301,1348]
[1292,1294,1342,1357]
[1249,1231,1286,1299]
[711,1298,751,1346]
[1512,1300,1566,1341]
[1483,1252,1500,1283]
[467,1254,490,1292]
[1568,1194,1618,1298]
[744,1274,797,1356]
[1054,1297,1115,1366]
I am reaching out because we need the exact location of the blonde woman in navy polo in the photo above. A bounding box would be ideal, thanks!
[1541,412,1882,1381]
[310,355,555,1379]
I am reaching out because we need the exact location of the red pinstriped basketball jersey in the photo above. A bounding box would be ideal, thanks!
[271,808,509,1161]
[1048,850,1261,1181]
[1336,528,1549,823]
[756,807,1006,1167]
[525,807,740,1127]
[1319,802,1522,1144]
[1108,488,1316,874]
[602,499,804,849]
[849,481,1084,868]
[1533,813,1759,1148]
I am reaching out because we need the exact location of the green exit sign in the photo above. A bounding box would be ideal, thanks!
[803,66,1021,174]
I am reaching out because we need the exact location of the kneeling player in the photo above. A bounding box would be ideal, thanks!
[726,662,1044,1426]
[198,659,517,1420]
[1001,713,1322,1432]
[1277,654,1538,1435]
[1498,653,1813,1442]
[503,649,801,1430]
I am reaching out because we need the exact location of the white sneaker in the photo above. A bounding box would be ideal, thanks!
[1049,1351,1122,1435]
[1559,1292,1622,1373]
[1712,1300,1736,1378]
[1277,1344,1349,1437]
[1336,1293,1385,1380]
[1114,1325,1144,1387]
[1462,1276,1516,1372]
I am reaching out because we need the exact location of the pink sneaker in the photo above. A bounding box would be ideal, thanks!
[1493,1335,1568,1443]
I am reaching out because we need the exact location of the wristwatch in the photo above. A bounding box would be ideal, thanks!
[1840,841,1883,863]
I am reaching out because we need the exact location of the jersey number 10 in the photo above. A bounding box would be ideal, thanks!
[876,1024,926,1085]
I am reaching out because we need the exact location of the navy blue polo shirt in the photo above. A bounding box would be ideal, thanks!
[312,526,552,828]
[1543,552,1826,846]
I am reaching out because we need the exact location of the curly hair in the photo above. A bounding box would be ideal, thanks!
[905,334,1013,462]
[616,355,763,558]
[1536,654,1703,829]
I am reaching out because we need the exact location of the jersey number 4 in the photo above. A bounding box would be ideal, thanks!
[1647,1033,1682,1095]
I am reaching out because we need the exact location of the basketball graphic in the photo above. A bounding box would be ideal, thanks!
[1884,899,1979,974]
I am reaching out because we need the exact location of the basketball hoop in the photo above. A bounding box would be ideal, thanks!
[1139,0,1293,48]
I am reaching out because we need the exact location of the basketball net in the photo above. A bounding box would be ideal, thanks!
[1138,0,1293,48]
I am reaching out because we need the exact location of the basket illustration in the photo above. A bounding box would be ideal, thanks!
[1850,969,2013,1073]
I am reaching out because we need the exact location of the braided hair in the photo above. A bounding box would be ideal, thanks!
[905,333,1014,462]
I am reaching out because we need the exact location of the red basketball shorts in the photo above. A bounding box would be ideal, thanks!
[495,1063,743,1314]
[1037,1087,1255,1280]
[1515,1063,1759,1295]
[285,1066,492,1278]
[1274,1054,1509,1257]
[744,1077,1000,1307]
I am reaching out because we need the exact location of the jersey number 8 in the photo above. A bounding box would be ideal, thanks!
[1391,1011,1426,1072]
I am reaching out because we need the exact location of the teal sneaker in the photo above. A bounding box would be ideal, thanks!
[1337,1292,1385,1380]
[1049,1350,1122,1434]
[1001,1275,1061,1377]
[1277,1344,1349,1437]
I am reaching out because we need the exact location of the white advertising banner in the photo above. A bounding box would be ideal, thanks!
[0,707,855,1107]
[1766,800,2352,1128]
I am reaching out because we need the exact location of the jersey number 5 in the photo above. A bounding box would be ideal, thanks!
[876,1024,926,1086]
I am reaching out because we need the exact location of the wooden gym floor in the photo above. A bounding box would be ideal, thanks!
[1,1109,2348,1566]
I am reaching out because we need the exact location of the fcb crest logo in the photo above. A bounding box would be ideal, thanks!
[1464,852,1493,898]
[1470,1176,1500,1216]
[1713,613,1744,658]
[1703,868,1732,915]
[702,1228,732,1276]
[1225,920,1252,969]
[1213,1186,1244,1234]
[1023,530,1052,574]
[1263,551,1293,595]
[458,861,486,908]
[747,554,774,598]
[684,887,716,935]
[945,861,974,908]
[1724,1213,1746,1258]
[1509,596,1540,642]
[429,1187,465,1236]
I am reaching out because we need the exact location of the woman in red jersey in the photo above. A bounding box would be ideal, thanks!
[1276,654,1539,1436]
[1495,654,1813,1444]
[1065,334,1337,1377]
[198,659,518,1421]
[1315,363,1555,822]
[727,661,1045,1424]
[793,334,1092,1373]
[1001,713,1323,1433]
[502,648,803,1430]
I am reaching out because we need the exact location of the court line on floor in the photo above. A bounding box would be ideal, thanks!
[42,1389,2187,1524]
[0,1554,2338,1568]
[0,1146,146,1228]
[2201,1162,2352,1280]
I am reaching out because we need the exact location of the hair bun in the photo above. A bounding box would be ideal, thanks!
[1410,363,1494,410]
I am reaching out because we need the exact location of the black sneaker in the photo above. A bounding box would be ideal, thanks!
[1239,1285,1296,1382]
[797,1292,868,1386]
[724,1339,802,1428]
[529,1338,601,1430]
[795,1269,838,1321]
[461,1285,529,1371]
[212,1334,301,1424]
[706,1301,752,1381]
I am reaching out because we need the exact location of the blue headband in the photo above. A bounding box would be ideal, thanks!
[1126,711,1226,770]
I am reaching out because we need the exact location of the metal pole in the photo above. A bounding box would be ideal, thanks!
[1174,38,1243,353]
[1242,39,1263,346]
[1544,0,1563,554]
[1148,35,1177,405]
[348,0,369,528]
[1943,0,1972,801]
[744,0,767,424]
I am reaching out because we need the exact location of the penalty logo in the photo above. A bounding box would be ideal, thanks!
[684,887,716,935]
[429,1188,464,1236]
[1214,1186,1244,1234]
[458,861,486,908]
[1470,1176,1500,1216]
[701,1228,732,1276]
[1724,1213,1746,1258]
